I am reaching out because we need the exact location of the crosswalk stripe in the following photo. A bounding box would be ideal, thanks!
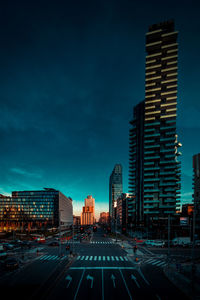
[52,256,58,260]
[146,258,155,263]
[85,256,89,260]
[115,256,119,261]
[107,256,110,261]
[94,256,97,261]
[77,256,81,260]
[156,261,166,266]
[81,256,85,260]
[98,256,101,261]
[124,257,128,261]
[43,255,52,261]
[120,256,124,261]
[103,256,105,261]
[111,256,115,261]
[40,255,48,260]
[89,256,93,261]
[151,260,161,265]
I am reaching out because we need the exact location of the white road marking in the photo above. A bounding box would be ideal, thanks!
[103,256,105,261]
[120,269,132,300]
[102,269,104,300]
[107,256,110,261]
[40,255,48,260]
[80,256,85,260]
[77,256,81,260]
[120,256,124,261]
[99,256,101,261]
[124,257,128,261]
[94,256,97,261]
[115,256,119,261]
[151,260,161,265]
[89,256,93,261]
[85,256,89,261]
[70,267,137,270]
[74,269,85,300]
[111,256,115,261]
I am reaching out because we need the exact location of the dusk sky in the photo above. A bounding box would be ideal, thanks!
[0,0,200,218]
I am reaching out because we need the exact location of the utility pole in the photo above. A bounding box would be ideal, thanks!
[72,221,74,255]
[59,210,63,257]
[167,214,170,267]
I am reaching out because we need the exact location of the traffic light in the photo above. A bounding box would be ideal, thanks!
[107,227,111,233]
[93,226,97,232]
[122,227,126,234]
[80,226,84,233]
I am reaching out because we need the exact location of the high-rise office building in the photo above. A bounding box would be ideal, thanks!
[129,101,145,224]
[81,195,95,225]
[0,188,73,232]
[129,20,182,226]
[109,164,123,220]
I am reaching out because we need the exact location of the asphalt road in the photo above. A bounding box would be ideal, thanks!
[0,229,190,300]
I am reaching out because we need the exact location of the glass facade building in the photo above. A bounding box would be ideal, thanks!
[109,164,123,220]
[0,188,73,232]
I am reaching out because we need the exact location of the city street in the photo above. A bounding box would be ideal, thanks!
[0,228,190,300]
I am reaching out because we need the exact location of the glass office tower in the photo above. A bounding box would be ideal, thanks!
[129,101,145,225]
[109,164,123,220]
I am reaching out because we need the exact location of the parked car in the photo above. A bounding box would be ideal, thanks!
[3,258,19,270]
[144,240,154,246]
[152,240,165,247]
[195,240,200,247]
[3,243,14,251]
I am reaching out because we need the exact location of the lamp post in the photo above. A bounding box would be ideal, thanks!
[114,201,117,242]
[59,210,63,257]
[167,214,171,268]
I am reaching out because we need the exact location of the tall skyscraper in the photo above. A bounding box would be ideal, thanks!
[81,195,95,225]
[129,20,182,226]
[109,164,123,220]
[129,101,145,225]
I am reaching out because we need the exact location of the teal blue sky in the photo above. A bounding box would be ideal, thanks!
[0,0,200,219]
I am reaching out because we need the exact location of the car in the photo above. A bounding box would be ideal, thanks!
[36,237,46,243]
[21,241,32,249]
[48,241,59,247]
[4,258,19,270]
[152,240,165,247]
[144,240,154,246]
[2,243,14,251]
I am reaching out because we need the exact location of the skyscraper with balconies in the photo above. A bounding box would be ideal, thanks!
[129,20,182,227]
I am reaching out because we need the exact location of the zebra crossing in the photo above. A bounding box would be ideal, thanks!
[90,241,114,244]
[144,257,167,267]
[76,255,129,262]
[39,255,67,261]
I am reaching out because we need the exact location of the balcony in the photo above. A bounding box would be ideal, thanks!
[144,167,160,171]
[144,156,160,160]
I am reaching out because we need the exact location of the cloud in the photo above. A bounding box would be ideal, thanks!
[10,167,42,179]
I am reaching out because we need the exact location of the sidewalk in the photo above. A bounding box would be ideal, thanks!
[164,262,200,299]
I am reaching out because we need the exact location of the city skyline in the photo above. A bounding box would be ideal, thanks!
[0,0,200,216]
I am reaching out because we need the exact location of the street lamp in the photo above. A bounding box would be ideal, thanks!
[59,210,63,257]
[114,201,117,242]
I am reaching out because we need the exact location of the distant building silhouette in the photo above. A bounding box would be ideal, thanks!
[109,164,122,221]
